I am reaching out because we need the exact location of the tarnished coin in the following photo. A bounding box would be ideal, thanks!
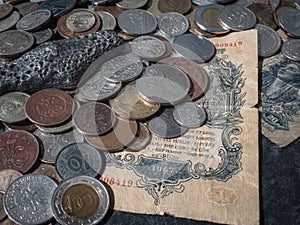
[0,30,34,58]
[30,28,53,45]
[0,130,39,173]
[66,9,96,32]
[109,82,160,120]
[116,0,148,9]
[0,218,18,225]
[3,120,36,132]
[158,12,189,36]
[255,24,282,57]
[118,9,157,35]
[85,117,138,152]
[125,122,152,151]
[36,119,73,134]
[158,0,192,14]
[55,143,104,180]
[0,3,13,20]
[73,102,116,136]
[248,3,277,29]
[281,39,300,61]
[52,176,109,225]
[278,7,300,38]
[0,193,6,221]
[0,11,20,33]
[147,107,188,138]
[0,169,22,193]
[173,33,216,62]
[96,11,116,30]
[3,174,57,225]
[0,92,30,124]
[38,0,77,17]
[16,9,52,31]
[25,89,74,126]
[14,2,39,16]
[32,163,61,183]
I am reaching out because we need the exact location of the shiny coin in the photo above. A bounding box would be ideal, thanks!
[14,2,39,17]
[16,9,52,31]
[118,9,157,35]
[0,11,20,33]
[116,0,148,9]
[247,3,277,29]
[85,117,138,152]
[0,193,6,221]
[278,7,300,38]
[3,174,57,225]
[25,89,74,127]
[73,102,116,136]
[125,122,152,151]
[281,39,300,62]
[0,92,30,124]
[0,3,13,20]
[32,163,61,183]
[66,9,96,33]
[30,28,53,45]
[36,119,73,134]
[173,33,215,62]
[255,24,282,57]
[55,143,104,180]
[158,0,192,14]
[109,82,160,120]
[38,0,77,17]
[0,130,39,173]
[158,12,189,36]
[147,107,188,138]
[52,176,109,225]
[0,169,22,193]
[0,30,34,58]
[96,11,116,30]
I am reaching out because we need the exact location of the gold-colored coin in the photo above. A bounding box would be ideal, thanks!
[125,123,152,151]
[117,30,135,41]
[0,3,13,20]
[109,82,160,120]
[147,0,163,18]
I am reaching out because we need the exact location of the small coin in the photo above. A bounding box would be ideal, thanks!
[116,0,148,9]
[3,174,57,225]
[248,3,277,29]
[158,0,192,14]
[14,2,39,16]
[35,118,73,134]
[158,12,189,37]
[96,11,116,30]
[16,9,52,31]
[32,163,62,183]
[147,107,188,138]
[281,39,300,61]
[38,0,77,17]
[66,10,96,32]
[0,92,30,124]
[85,117,138,152]
[52,176,109,225]
[3,120,36,132]
[0,11,20,33]
[30,28,53,45]
[0,130,39,173]
[0,3,13,20]
[73,102,116,136]
[0,193,7,221]
[277,7,300,38]
[0,169,22,193]
[125,122,152,151]
[55,143,104,180]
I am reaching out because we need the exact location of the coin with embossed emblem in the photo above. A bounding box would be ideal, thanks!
[0,130,39,173]
[0,3,13,20]
[158,12,189,36]
[281,39,300,61]
[32,163,61,183]
[16,9,52,31]
[116,0,148,9]
[38,0,77,17]
[0,193,6,221]
[3,174,57,225]
[96,11,116,30]
[248,3,277,29]
[30,28,53,45]
[66,9,96,32]
[125,122,152,151]
[0,169,22,193]
[158,0,192,14]
[52,176,109,225]
[277,7,300,38]
[0,11,20,33]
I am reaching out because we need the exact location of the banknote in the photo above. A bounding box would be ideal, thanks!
[260,53,300,147]
[101,30,259,225]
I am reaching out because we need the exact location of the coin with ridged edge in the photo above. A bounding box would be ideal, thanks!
[38,0,77,17]
[277,7,300,38]
[0,11,20,33]
[158,0,192,14]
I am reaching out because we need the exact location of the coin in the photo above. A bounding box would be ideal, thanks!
[0,169,22,193]
[0,3,13,20]
[96,11,116,30]
[0,130,39,173]
[125,122,152,151]
[66,9,96,32]
[3,120,36,132]
[231,0,253,7]
[0,193,6,221]
[38,0,77,17]
[0,11,20,33]
[32,163,62,183]
[281,39,300,61]
[52,176,109,225]
[16,9,52,31]
[116,0,148,9]
[248,3,277,29]
[158,12,189,37]
[0,30,34,58]
[158,0,192,14]
[36,118,73,134]
[30,28,53,45]
[0,92,30,124]
[73,102,116,136]
[109,82,160,120]
[14,2,39,16]
[118,9,157,35]
[277,7,300,38]
[85,117,138,152]
[25,89,74,126]
[3,174,57,225]
[94,4,125,18]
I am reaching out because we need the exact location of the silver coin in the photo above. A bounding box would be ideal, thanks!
[173,33,216,62]
[38,0,77,17]
[30,28,53,45]
[281,39,300,62]
[231,0,253,7]
[278,7,300,38]
[3,174,57,225]
[51,176,109,225]
[66,10,96,33]
[118,9,157,35]
[34,129,84,164]
[269,0,280,9]
[0,92,30,124]
[219,5,256,31]
[255,24,282,57]
[15,2,39,17]
[36,119,74,134]
[55,143,104,180]
[173,102,207,128]
[116,0,148,9]
[96,11,116,30]
[0,11,20,33]
[158,12,189,37]
[192,0,217,6]
[16,9,52,31]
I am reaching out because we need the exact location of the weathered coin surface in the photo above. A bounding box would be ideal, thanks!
[0,11,20,33]
[55,143,104,180]
[0,169,22,193]
[3,120,36,132]
[38,0,77,17]
[0,193,6,221]
[247,3,277,29]
[125,122,152,151]
[96,11,116,30]
[277,7,300,38]
[158,0,192,14]
[0,130,39,173]
[14,2,39,16]
[16,9,52,31]
[52,176,109,225]
[66,9,96,33]
[0,3,13,20]
[94,4,125,18]
[0,92,30,124]
[116,0,148,9]
[281,39,300,61]
[36,119,73,134]
[30,28,53,45]
[158,12,189,36]
[32,163,61,183]
[3,174,57,225]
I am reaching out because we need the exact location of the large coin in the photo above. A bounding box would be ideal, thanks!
[38,0,77,17]
[16,9,52,31]
[14,2,39,16]
[277,7,300,38]
[0,3,13,20]
[0,11,20,33]
[158,0,192,14]
[66,9,96,33]
[116,0,148,9]
[52,176,109,225]
[158,12,189,36]
[281,39,300,62]
[0,169,22,193]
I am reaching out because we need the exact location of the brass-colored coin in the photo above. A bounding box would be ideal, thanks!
[62,184,99,219]
[248,3,277,29]
[117,30,135,41]
[32,163,62,183]
[109,82,160,120]
[0,169,23,193]
[125,123,152,151]
[0,3,13,20]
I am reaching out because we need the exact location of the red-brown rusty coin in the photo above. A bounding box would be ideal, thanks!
[0,130,39,173]
[25,89,74,126]
[0,169,22,193]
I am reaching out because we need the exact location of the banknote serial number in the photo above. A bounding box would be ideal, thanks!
[100,176,133,187]
[214,41,243,48]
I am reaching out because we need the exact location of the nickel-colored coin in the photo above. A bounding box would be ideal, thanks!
[0,92,30,124]
[96,11,116,30]
[125,122,152,151]
[85,117,138,152]
[0,11,20,33]
[3,174,57,225]
[38,0,77,17]
[14,2,39,16]
[0,193,6,221]
[158,0,192,14]
[25,89,74,127]
[0,130,39,173]
[51,176,109,225]
[158,12,189,36]
[109,82,160,120]
[73,102,116,136]
[0,3,13,20]
[55,143,104,180]
[231,0,253,7]
[116,0,148,9]
[0,169,22,193]
[66,9,96,33]
[30,28,53,45]
[277,7,300,38]
[36,119,73,134]
[32,163,62,183]
[281,39,300,62]
[16,9,52,31]
[247,3,277,29]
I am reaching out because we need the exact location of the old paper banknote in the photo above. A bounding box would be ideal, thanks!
[101,30,259,225]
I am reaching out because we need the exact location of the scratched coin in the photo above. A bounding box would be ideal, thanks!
[0,193,6,221]
[0,130,39,173]
[116,0,148,9]
[0,3,13,20]
[0,169,22,193]
[52,176,109,225]
[281,39,300,62]
[66,10,96,33]
[38,0,77,17]
[16,9,52,31]
[3,174,57,225]
[96,11,116,30]
[277,7,300,38]
[30,28,53,45]
[158,0,192,14]
[125,122,152,151]
[158,12,189,37]
[0,11,20,33]
[32,163,62,183]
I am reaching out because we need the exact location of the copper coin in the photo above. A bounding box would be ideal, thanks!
[0,130,39,173]
[158,0,192,14]
[73,102,116,136]
[0,193,6,221]
[25,89,74,127]
[125,123,152,151]
[158,57,210,101]
[248,3,277,29]
[0,169,22,193]
[85,117,138,152]
[94,5,125,18]
[0,3,13,20]
[32,163,62,183]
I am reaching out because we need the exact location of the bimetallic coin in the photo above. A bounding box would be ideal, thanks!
[0,11,20,33]
[247,3,277,29]
[55,143,104,180]
[38,0,77,17]
[0,92,30,124]
[30,28,53,45]
[16,9,52,31]
[281,39,300,62]
[0,3,13,20]
[0,193,6,221]
[158,12,189,36]
[125,123,152,151]
[96,11,116,30]
[158,0,192,14]
[0,169,22,193]
[278,7,300,38]
[3,174,57,225]
[52,176,109,225]
[66,9,96,33]
[32,163,61,183]
[116,0,148,9]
